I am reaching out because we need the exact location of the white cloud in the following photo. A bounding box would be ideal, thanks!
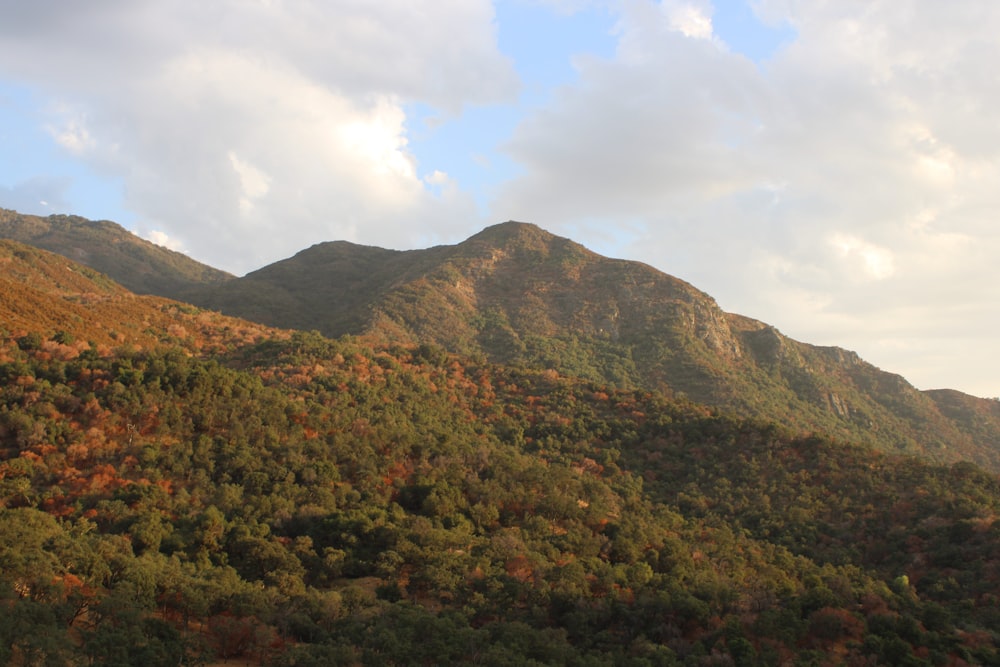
[44,102,97,155]
[500,2,765,220]
[145,229,185,252]
[424,170,451,186]
[3,0,1000,396]
[336,98,416,182]
[228,151,271,214]
[662,0,714,39]
[107,49,487,269]
[0,0,515,272]
[48,118,95,155]
[827,233,895,282]
[497,0,1000,396]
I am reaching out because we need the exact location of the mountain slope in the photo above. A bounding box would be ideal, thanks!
[1,226,999,663]
[0,208,233,299]
[184,221,1000,471]
[3,211,997,470]
[2,297,1000,664]
[0,238,275,354]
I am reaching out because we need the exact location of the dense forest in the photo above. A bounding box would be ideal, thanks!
[2,324,999,665]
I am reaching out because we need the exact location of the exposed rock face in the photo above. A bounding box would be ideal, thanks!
[828,393,851,419]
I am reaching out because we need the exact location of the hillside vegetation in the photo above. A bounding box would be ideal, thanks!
[181,221,1000,472]
[0,243,999,664]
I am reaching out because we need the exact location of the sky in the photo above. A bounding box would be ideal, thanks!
[0,0,998,398]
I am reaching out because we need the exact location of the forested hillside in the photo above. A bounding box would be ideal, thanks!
[5,212,1000,472]
[2,325,999,665]
[2,226,1000,665]
[181,220,1000,472]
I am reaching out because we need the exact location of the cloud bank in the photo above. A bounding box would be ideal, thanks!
[0,0,517,270]
[1,0,999,396]
[498,0,1000,396]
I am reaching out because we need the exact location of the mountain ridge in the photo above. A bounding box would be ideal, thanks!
[2,211,999,470]
[0,208,233,299]
[182,220,1000,470]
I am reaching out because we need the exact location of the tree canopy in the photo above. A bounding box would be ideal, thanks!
[0,329,998,665]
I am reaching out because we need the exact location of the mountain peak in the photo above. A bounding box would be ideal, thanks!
[463,220,596,264]
[473,219,544,235]
[467,220,557,247]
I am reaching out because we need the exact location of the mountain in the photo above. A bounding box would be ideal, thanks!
[1,229,999,663]
[183,220,1000,471]
[3,211,998,470]
[0,208,233,299]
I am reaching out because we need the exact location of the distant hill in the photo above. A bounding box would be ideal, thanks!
[0,208,232,299]
[925,388,1000,454]
[0,238,275,354]
[183,221,1000,470]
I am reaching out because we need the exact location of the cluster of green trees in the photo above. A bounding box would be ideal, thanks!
[1,329,998,664]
